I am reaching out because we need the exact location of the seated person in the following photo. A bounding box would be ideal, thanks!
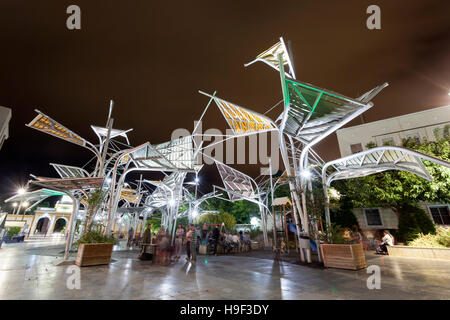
[231,233,240,251]
[377,230,394,254]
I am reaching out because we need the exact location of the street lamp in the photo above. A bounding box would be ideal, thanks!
[17,188,26,195]
[301,170,312,179]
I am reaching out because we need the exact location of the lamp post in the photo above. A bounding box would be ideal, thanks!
[15,187,26,220]
[12,202,18,215]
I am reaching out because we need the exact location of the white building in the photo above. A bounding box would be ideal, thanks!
[336,105,450,157]
[335,106,450,238]
[0,106,12,150]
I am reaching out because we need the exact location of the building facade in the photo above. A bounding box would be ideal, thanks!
[336,105,450,157]
[336,106,450,238]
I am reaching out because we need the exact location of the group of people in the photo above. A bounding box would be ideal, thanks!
[218,230,252,254]
[137,223,253,264]
[342,226,395,254]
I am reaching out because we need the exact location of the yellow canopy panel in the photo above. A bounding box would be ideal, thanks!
[214,97,276,135]
[27,110,86,146]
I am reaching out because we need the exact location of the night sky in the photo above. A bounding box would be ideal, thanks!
[0,0,449,198]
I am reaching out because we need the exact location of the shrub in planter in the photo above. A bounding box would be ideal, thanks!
[74,230,118,267]
[74,230,117,247]
[407,227,450,248]
[7,227,21,238]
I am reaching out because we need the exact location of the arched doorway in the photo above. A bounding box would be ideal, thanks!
[53,218,67,233]
[35,217,50,234]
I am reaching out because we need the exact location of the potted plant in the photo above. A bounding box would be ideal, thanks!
[320,224,367,270]
[74,189,117,267]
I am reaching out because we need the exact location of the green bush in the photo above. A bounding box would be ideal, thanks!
[195,211,236,229]
[7,227,21,238]
[330,196,358,229]
[397,202,435,242]
[74,230,117,247]
[408,227,450,248]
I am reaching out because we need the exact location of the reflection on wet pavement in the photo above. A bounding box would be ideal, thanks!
[0,240,449,300]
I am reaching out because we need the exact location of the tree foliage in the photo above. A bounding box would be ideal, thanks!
[83,189,106,236]
[338,136,450,212]
[195,211,236,229]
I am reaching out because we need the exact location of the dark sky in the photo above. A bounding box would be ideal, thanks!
[0,0,449,198]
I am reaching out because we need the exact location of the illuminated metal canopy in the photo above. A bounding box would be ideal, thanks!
[281,78,387,142]
[30,176,104,191]
[199,91,277,135]
[215,161,255,200]
[322,146,450,187]
[5,188,65,203]
[91,125,132,144]
[116,207,146,214]
[129,137,195,171]
[244,37,296,79]
[50,163,90,178]
[144,172,186,207]
[26,110,87,146]
[120,188,140,204]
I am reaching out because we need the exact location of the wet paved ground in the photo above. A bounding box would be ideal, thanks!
[0,240,449,300]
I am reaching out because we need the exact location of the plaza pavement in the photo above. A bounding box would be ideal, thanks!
[0,240,449,300]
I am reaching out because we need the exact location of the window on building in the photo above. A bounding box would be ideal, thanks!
[365,208,383,226]
[429,206,450,225]
[381,137,395,146]
[350,143,363,154]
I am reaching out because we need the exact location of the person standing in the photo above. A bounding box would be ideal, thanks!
[195,225,201,256]
[212,225,220,255]
[185,224,194,261]
[174,224,184,261]
[128,227,134,247]
[138,224,152,260]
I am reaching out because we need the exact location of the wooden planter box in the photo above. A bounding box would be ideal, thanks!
[321,243,367,270]
[387,245,450,260]
[75,243,114,267]
[251,241,260,250]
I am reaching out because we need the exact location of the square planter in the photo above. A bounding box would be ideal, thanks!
[387,245,450,260]
[75,243,114,267]
[199,244,207,255]
[251,241,260,250]
[321,243,367,270]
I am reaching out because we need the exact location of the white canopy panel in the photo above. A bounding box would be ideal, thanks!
[215,161,255,200]
[322,146,450,186]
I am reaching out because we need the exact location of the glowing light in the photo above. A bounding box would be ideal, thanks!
[22,201,29,207]
[168,198,176,206]
[301,170,311,179]
[250,217,259,226]
[329,188,341,200]
[195,177,200,184]
[192,209,199,218]
[17,188,26,195]
[12,203,18,207]
[106,177,112,184]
